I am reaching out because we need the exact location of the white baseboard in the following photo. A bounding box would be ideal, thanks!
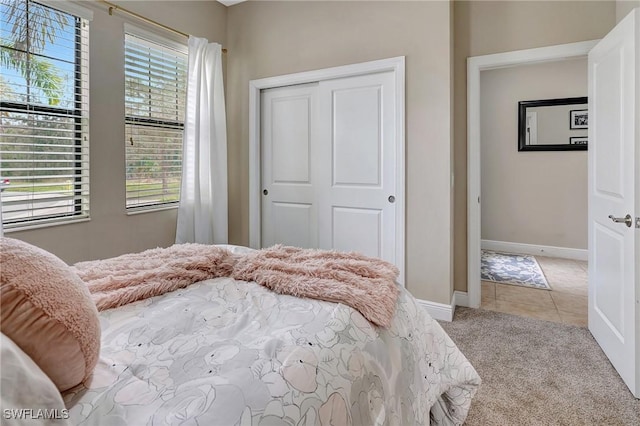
[416,296,455,322]
[416,291,471,321]
[454,291,469,307]
[481,239,588,261]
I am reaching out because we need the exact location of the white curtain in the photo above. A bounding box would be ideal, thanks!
[176,37,228,244]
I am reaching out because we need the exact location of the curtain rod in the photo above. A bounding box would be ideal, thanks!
[99,0,227,53]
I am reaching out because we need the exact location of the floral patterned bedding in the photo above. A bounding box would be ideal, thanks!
[64,270,480,425]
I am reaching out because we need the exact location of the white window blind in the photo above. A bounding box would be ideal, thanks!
[124,31,186,210]
[0,0,90,229]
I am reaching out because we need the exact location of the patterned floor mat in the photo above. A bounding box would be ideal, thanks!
[481,250,550,290]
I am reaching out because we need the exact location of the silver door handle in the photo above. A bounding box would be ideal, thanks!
[608,214,632,228]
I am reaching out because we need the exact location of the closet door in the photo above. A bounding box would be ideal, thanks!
[260,83,319,248]
[260,71,398,268]
[317,71,397,262]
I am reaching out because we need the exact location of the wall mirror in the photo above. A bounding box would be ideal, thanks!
[518,97,588,151]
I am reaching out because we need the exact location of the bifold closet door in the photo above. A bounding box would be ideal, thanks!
[261,71,397,265]
[260,83,319,248]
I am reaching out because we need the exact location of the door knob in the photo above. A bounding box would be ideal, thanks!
[263,189,268,195]
[608,214,632,228]
[388,195,395,203]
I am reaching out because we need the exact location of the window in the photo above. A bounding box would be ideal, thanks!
[124,28,187,210]
[0,0,90,229]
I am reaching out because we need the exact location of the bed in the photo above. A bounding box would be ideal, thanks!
[1,241,480,425]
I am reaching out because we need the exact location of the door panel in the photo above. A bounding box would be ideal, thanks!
[588,8,638,398]
[261,84,318,248]
[332,207,382,258]
[593,223,625,338]
[593,48,624,196]
[332,86,382,187]
[272,202,314,248]
[271,97,312,184]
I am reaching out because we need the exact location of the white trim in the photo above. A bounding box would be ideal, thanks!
[416,298,454,322]
[249,57,406,285]
[35,0,94,21]
[467,40,598,309]
[218,0,246,6]
[126,204,179,216]
[481,239,588,261]
[454,291,469,308]
[3,217,90,233]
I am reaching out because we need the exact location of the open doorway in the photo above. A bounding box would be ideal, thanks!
[480,254,588,325]
[477,59,588,326]
[466,40,598,325]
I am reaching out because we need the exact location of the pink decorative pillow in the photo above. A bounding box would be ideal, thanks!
[0,237,101,392]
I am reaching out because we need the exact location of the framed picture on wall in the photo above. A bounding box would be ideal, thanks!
[570,109,588,129]
[570,136,588,145]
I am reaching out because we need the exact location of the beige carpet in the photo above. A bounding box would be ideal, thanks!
[439,307,640,426]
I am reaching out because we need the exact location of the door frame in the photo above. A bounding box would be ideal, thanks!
[466,41,598,308]
[248,56,406,285]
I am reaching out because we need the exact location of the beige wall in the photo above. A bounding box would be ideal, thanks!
[480,58,588,250]
[6,1,227,264]
[226,1,454,303]
[617,0,640,22]
[453,1,616,292]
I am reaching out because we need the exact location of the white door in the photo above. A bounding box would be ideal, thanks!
[261,71,398,268]
[588,8,639,398]
[316,72,396,261]
[261,83,319,248]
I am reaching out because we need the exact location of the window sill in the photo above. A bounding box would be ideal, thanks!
[3,217,91,234]
[126,204,179,216]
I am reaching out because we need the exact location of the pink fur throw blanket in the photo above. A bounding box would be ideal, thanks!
[231,245,399,327]
[73,244,235,312]
[73,244,399,327]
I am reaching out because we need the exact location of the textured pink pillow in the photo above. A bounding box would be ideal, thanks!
[0,237,101,392]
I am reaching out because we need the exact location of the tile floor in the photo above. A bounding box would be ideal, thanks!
[480,255,588,327]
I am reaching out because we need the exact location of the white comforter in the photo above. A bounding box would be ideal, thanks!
[64,275,480,425]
